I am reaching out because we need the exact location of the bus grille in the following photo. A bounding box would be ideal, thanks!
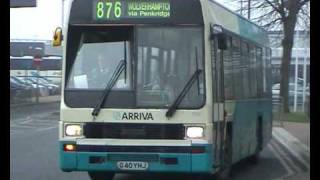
[83,123,185,140]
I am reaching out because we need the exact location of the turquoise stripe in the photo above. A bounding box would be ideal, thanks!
[59,142,214,173]
[59,142,77,172]
[191,145,213,173]
[237,17,269,46]
[230,99,272,163]
[77,152,191,172]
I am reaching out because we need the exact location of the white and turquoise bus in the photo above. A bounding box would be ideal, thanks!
[56,0,272,179]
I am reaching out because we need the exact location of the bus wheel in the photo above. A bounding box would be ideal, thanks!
[88,172,115,180]
[214,168,233,180]
[247,151,260,165]
[214,131,234,179]
[248,115,263,165]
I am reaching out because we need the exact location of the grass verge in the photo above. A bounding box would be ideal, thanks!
[282,112,309,123]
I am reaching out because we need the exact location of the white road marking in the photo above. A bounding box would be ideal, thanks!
[272,128,310,170]
[28,121,57,126]
[270,139,301,174]
[10,130,18,134]
[11,112,58,122]
[268,143,295,179]
[35,126,58,132]
[273,127,310,154]
[11,122,57,130]
[17,118,33,124]
[10,117,58,135]
[11,118,57,125]
[10,124,36,129]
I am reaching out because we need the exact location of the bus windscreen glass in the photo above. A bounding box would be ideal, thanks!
[65,26,205,109]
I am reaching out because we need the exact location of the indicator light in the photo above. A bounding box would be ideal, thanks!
[64,144,76,151]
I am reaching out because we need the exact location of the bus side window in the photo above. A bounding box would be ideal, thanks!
[266,48,272,96]
[223,36,234,100]
[232,37,243,99]
[241,40,250,99]
[249,44,257,98]
[262,48,268,96]
[256,47,263,97]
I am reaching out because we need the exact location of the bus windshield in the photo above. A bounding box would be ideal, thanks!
[65,26,205,109]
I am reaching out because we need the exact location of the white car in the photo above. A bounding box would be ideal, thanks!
[17,77,50,97]
[272,83,310,105]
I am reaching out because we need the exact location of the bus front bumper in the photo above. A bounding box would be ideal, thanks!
[59,140,213,174]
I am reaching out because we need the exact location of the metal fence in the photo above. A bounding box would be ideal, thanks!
[272,96,284,127]
[272,94,310,126]
[305,94,310,121]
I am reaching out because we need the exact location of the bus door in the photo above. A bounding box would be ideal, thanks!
[210,25,228,169]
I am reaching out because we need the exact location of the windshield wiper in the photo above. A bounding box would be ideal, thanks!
[165,69,202,118]
[91,60,126,118]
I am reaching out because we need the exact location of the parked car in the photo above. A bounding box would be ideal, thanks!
[11,76,36,94]
[10,78,22,98]
[10,77,32,100]
[26,77,59,95]
[11,76,34,89]
[35,77,60,94]
[16,77,50,97]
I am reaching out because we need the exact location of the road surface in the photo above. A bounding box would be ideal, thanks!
[10,102,309,180]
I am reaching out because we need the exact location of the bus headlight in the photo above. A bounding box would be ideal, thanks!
[65,124,83,136]
[186,127,204,139]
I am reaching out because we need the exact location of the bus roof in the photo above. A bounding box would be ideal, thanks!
[204,0,270,47]
[209,0,268,34]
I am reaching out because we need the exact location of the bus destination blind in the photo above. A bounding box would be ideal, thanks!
[93,0,171,20]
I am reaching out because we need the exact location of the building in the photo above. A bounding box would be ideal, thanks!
[10,39,62,57]
[10,39,63,85]
[269,30,310,112]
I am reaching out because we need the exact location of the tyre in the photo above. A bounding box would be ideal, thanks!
[214,167,233,180]
[247,151,260,165]
[215,122,234,179]
[88,172,115,180]
[249,116,262,165]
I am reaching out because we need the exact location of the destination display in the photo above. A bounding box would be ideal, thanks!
[93,0,171,20]
[69,0,203,25]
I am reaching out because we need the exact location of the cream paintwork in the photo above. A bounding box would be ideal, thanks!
[76,139,193,146]
[59,120,211,146]
[205,1,239,34]
[75,138,209,147]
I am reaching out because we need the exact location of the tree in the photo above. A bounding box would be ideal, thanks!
[233,0,310,112]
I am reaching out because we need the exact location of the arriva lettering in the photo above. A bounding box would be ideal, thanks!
[121,112,154,120]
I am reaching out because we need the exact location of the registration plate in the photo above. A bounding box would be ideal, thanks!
[117,161,149,170]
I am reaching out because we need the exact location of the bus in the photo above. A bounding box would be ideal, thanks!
[55,0,272,179]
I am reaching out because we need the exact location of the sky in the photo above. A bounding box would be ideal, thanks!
[10,0,63,40]
[10,0,238,40]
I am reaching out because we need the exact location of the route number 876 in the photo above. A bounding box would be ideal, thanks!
[96,1,122,19]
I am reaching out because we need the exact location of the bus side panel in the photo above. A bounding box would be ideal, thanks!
[76,152,191,172]
[59,141,214,174]
[230,99,272,163]
[231,100,257,163]
[59,142,77,172]
[259,99,273,149]
[191,144,214,173]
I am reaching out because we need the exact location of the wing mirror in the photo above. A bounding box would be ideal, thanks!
[210,24,228,50]
[52,27,63,47]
